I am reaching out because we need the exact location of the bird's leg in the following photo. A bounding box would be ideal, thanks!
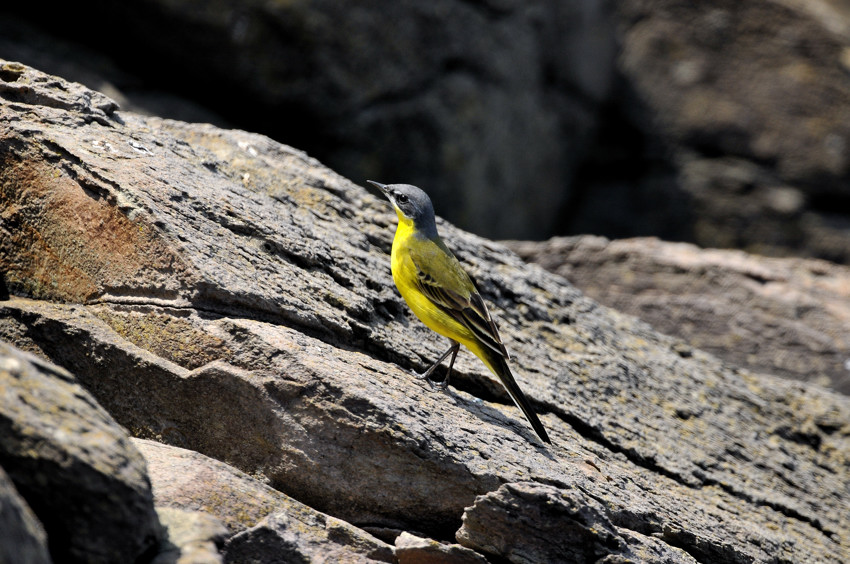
[433,343,459,390]
[415,341,459,389]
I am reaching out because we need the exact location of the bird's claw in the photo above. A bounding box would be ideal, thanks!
[411,370,449,391]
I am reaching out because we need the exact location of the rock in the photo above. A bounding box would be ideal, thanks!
[0,340,162,563]
[506,235,850,394]
[457,482,696,563]
[1,60,849,563]
[139,436,396,537]
[223,510,394,564]
[137,438,394,562]
[611,0,850,262]
[395,531,488,564]
[135,438,295,534]
[0,60,117,124]
[150,508,228,564]
[7,1,850,259]
[1,0,616,240]
[0,465,51,564]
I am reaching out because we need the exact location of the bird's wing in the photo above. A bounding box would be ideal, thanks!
[410,242,510,359]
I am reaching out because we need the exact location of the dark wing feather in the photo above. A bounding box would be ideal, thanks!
[466,293,510,359]
[412,257,509,359]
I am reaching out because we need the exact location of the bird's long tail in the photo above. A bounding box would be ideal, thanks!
[479,348,551,444]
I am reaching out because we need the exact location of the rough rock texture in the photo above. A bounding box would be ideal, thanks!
[224,509,394,564]
[1,61,850,563]
[135,438,295,534]
[506,235,850,394]
[394,532,488,564]
[150,508,228,564]
[0,465,51,564]
[457,482,697,563]
[5,1,850,261]
[0,340,162,563]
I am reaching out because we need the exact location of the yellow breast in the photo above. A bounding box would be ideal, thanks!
[390,216,479,352]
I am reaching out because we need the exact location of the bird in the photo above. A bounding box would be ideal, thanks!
[368,180,550,444]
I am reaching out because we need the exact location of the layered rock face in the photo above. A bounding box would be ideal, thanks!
[0,341,162,563]
[1,61,849,563]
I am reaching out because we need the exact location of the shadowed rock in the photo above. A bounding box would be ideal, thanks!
[0,466,50,564]
[0,340,162,563]
[1,2,615,241]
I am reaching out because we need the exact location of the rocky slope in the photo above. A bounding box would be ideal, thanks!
[1,60,849,563]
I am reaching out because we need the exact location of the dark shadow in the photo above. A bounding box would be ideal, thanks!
[556,75,696,244]
[435,370,559,459]
[0,272,10,301]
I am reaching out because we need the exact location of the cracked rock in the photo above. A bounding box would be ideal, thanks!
[0,340,163,563]
[457,482,696,563]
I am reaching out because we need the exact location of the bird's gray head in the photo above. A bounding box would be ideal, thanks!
[367,181,438,237]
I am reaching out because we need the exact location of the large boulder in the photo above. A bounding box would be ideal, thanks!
[0,340,162,563]
[1,60,849,563]
[0,1,615,241]
[613,0,850,264]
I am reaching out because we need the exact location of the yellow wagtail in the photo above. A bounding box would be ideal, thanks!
[368,181,550,444]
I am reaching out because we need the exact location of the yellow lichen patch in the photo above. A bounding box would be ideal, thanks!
[92,307,231,370]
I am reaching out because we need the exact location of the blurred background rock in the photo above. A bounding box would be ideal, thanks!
[2,0,850,261]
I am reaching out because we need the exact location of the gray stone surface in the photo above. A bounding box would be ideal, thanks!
[135,438,293,534]
[507,235,850,394]
[395,531,489,564]
[1,60,849,563]
[0,340,162,564]
[457,482,697,563]
[138,438,400,561]
[223,510,394,564]
[150,508,228,564]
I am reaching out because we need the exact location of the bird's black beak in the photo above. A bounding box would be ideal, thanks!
[367,180,389,197]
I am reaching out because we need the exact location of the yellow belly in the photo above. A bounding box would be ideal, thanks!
[390,220,479,353]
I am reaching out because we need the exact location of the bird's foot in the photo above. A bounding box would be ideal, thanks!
[412,370,437,389]
[411,370,450,391]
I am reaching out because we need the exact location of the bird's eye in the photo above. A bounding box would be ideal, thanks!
[396,193,409,204]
